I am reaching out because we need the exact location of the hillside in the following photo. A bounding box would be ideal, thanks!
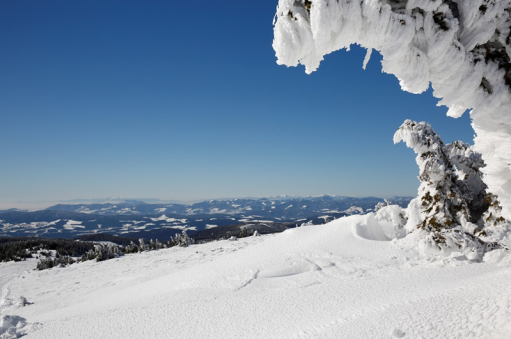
[1,214,510,338]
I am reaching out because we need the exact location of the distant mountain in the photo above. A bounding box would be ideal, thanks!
[0,196,412,240]
[0,208,22,214]
[44,196,411,217]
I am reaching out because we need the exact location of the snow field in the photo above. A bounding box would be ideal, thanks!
[1,215,511,338]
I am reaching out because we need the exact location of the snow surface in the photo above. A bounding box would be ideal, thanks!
[273,0,511,220]
[62,220,84,230]
[1,215,511,338]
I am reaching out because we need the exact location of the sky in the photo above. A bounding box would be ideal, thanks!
[0,0,475,207]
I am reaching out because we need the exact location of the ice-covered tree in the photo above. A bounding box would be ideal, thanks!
[394,119,507,254]
[171,230,193,247]
[138,238,147,252]
[273,0,511,221]
[125,241,138,254]
[239,226,250,238]
[374,199,393,212]
[80,244,123,262]
[394,120,471,232]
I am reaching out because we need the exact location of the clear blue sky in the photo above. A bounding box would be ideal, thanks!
[0,0,474,205]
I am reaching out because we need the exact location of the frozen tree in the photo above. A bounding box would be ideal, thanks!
[394,119,507,254]
[239,227,250,238]
[375,199,393,212]
[273,0,511,221]
[394,120,471,232]
[154,239,164,250]
[79,244,123,262]
[125,241,139,254]
[138,238,147,252]
[443,139,488,223]
[92,244,122,262]
[173,230,193,247]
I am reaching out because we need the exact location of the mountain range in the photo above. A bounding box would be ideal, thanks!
[0,196,412,240]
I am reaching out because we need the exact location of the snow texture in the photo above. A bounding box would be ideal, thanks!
[1,216,511,338]
[273,0,511,220]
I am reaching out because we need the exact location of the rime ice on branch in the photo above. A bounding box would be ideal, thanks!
[273,0,511,220]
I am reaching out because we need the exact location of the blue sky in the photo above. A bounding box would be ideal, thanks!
[0,1,474,205]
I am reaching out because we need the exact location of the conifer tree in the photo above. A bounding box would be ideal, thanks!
[394,120,471,231]
[394,120,508,228]
[394,120,507,253]
[178,230,192,247]
[138,239,146,252]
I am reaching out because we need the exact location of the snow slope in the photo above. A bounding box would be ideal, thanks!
[1,215,511,338]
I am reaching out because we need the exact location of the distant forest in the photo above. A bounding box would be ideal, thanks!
[0,231,195,270]
[0,237,96,263]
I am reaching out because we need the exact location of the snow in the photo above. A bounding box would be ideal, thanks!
[1,215,511,338]
[149,215,187,223]
[318,215,332,222]
[343,206,364,215]
[209,208,227,214]
[62,220,84,230]
[273,0,511,221]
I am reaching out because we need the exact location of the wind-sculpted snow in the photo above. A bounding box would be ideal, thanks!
[273,0,511,220]
[1,216,511,338]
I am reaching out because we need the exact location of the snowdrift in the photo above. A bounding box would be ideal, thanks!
[1,214,511,338]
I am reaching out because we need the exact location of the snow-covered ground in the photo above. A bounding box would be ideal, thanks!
[1,215,511,338]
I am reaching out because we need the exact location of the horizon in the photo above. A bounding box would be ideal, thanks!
[1,1,474,204]
[0,193,415,211]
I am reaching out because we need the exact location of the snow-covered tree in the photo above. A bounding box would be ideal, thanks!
[394,120,471,232]
[92,244,122,262]
[79,244,123,263]
[172,230,193,247]
[443,139,488,224]
[238,227,249,238]
[154,239,164,250]
[374,199,392,212]
[394,119,508,254]
[273,0,511,221]
[138,238,147,252]
[125,241,138,254]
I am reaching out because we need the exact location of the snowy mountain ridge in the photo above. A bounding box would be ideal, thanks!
[41,195,411,216]
[0,196,412,239]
